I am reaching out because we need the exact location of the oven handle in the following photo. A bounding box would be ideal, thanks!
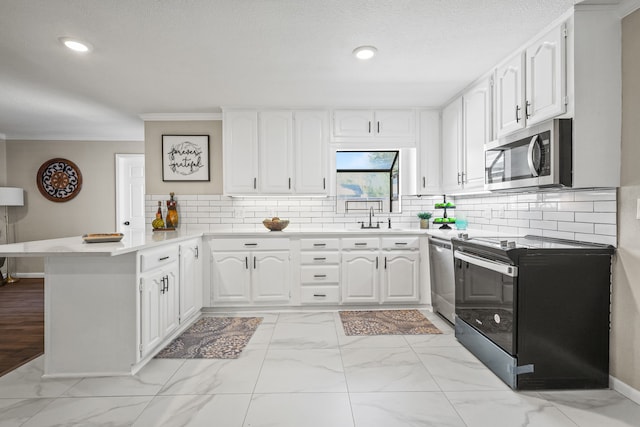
[454,251,518,277]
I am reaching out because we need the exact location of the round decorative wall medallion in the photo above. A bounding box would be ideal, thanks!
[36,158,83,202]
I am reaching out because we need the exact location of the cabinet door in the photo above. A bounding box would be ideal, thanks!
[462,77,492,190]
[441,98,463,193]
[525,24,566,126]
[223,111,259,194]
[333,110,375,137]
[341,252,379,303]
[259,111,294,193]
[381,252,420,303]
[252,251,290,303]
[374,110,415,138]
[496,52,525,137]
[211,252,251,303]
[139,272,163,358]
[162,265,180,338]
[417,110,441,193]
[294,111,328,194]
[179,240,202,323]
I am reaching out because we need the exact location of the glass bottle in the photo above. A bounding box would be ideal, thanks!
[166,192,178,228]
[152,201,165,229]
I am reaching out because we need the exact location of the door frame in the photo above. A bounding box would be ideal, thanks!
[115,153,145,234]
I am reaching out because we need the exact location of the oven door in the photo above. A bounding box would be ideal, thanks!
[454,251,517,355]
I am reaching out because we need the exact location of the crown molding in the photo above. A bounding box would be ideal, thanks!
[139,113,222,121]
[617,0,640,18]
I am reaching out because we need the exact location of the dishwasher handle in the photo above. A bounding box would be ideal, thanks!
[428,237,452,250]
[454,251,518,277]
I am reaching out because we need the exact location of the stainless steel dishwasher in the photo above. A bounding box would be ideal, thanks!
[428,236,455,324]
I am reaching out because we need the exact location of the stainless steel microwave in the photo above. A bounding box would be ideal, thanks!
[484,119,572,191]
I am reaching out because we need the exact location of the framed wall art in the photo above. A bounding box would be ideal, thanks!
[162,135,210,181]
[36,158,83,202]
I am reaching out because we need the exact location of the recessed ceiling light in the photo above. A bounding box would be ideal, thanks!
[59,37,92,53]
[353,45,377,60]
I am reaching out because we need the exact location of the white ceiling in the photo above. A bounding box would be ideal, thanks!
[0,0,599,141]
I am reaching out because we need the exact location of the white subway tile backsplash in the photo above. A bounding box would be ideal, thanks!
[557,221,594,234]
[575,233,616,246]
[595,223,617,236]
[557,201,594,212]
[543,192,575,202]
[575,212,616,224]
[530,220,558,230]
[594,201,617,212]
[543,211,575,222]
[518,211,543,220]
[542,230,576,240]
[574,190,616,201]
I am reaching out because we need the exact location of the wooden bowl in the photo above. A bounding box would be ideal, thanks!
[263,218,289,231]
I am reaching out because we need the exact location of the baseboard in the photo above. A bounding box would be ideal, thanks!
[610,375,640,405]
[14,272,45,279]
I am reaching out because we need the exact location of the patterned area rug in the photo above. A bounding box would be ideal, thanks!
[339,309,441,336]
[155,316,262,359]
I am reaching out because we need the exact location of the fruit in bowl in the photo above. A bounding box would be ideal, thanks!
[263,217,289,231]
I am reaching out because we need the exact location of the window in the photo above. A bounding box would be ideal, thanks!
[336,151,400,214]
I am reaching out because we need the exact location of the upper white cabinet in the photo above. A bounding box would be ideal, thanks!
[294,111,329,194]
[417,110,441,194]
[462,77,492,191]
[223,109,329,195]
[441,98,463,193]
[332,109,416,143]
[496,24,566,137]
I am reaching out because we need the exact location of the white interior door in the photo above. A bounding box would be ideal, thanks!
[116,154,145,234]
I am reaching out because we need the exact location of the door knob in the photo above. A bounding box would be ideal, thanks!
[123,221,130,225]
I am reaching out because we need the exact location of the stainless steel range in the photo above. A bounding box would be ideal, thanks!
[452,235,614,390]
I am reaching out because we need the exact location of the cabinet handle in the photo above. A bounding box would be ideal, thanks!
[159,256,169,261]
[288,177,291,189]
[376,256,379,269]
[254,177,257,189]
[314,274,327,278]
[422,177,426,188]
[323,178,326,190]
[394,242,408,246]
[254,256,256,269]
[377,121,380,133]
[313,243,326,247]
[165,275,169,292]
[515,105,521,123]
[368,121,372,133]
[354,242,367,246]
[194,246,199,259]
[244,243,258,247]
[461,172,466,183]
[384,257,387,269]
[313,257,327,261]
[245,256,249,269]
[457,173,461,185]
[525,101,531,118]
[313,294,327,297]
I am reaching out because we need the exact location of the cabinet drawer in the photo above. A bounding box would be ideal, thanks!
[300,252,340,265]
[209,238,290,251]
[301,265,339,283]
[300,238,339,250]
[300,286,340,304]
[381,236,420,250]
[342,237,380,250]
[139,245,179,273]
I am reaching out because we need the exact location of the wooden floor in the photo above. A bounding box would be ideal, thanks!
[0,278,44,377]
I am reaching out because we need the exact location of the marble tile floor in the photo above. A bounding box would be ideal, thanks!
[1,310,639,427]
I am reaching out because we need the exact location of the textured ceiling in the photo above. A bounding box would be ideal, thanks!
[0,0,584,140]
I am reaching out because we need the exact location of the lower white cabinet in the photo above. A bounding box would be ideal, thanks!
[381,251,420,303]
[300,238,340,305]
[139,245,180,359]
[210,238,291,306]
[179,238,203,323]
[341,252,380,303]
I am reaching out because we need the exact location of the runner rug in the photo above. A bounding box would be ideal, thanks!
[155,316,262,359]
[339,309,441,336]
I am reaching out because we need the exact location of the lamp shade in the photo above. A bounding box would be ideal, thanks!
[0,187,24,206]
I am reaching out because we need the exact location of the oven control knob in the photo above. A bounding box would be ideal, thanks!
[500,240,508,248]
[494,314,501,324]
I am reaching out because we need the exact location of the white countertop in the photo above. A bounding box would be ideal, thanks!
[0,227,513,257]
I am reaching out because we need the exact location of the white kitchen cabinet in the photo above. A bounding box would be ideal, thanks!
[210,238,291,306]
[179,239,202,323]
[341,252,380,303]
[223,111,259,194]
[417,110,441,194]
[462,77,492,190]
[381,251,420,303]
[259,111,294,193]
[525,24,566,126]
[139,245,179,359]
[294,111,328,194]
[224,109,328,195]
[332,109,416,142]
[496,24,566,137]
[441,98,464,193]
[300,238,340,305]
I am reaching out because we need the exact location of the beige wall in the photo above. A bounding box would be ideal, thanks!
[611,9,640,390]
[144,121,222,195]
[6,140,144,273]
